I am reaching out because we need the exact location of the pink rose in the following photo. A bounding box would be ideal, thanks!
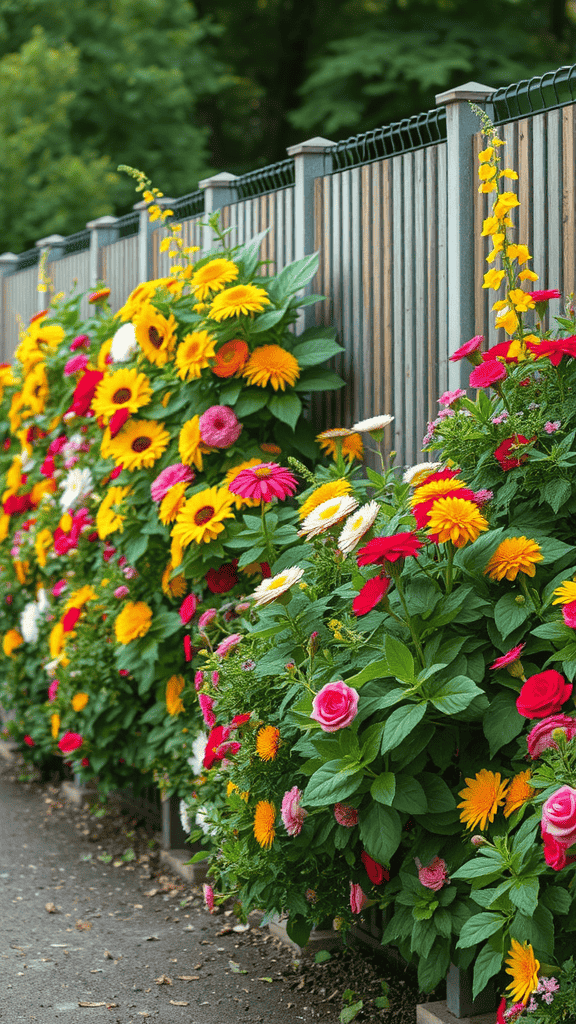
[311,681,359,732]
[349,881,368,914]
[516,669,573,719]
[541,785,576,848]
[527,714,576,759]
[281,786,307,837]
[417,856,449,891]
[542,831,571,871]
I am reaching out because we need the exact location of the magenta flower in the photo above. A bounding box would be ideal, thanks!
[527,714,576,758]
[215,633,243,658]
[562,601,576,628]
[544,421,561,434]
[228,463,298,503]
[184,635,192,662]
[349,881,369,914]
[58,732,83,754]
[48,680,59,702]
[198,609,218,632]
[199,405,242,448]
[490,643,525,671]
[52,579,67,597]
[194,670,204,691]
[472,489,493,506]
[203,883,215,912]
[64,354,89,376]
[334,803,359,827]
[311,681,359,732]
[449,335,484,363]
[198,693,216,728]
[529,289,562,302]
[179,594,197,625]
[70,334,90,350]
[438,388,466,406]
[24,735,35,747]
[469,360,507,388]
[417,856,449,891]
[211,670,220,688]
[150,463,194,502]
[114,585,129,599]
[281,786,307,836]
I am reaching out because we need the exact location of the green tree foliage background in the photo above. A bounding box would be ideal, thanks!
[1,0,575,252]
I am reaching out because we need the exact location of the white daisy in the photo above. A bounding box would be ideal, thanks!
[402,461,442,486]
[299,495,359,539]
[352,414,394,434]
[110,322,138,363]
[179,799,192,835]
[20,601,39,644]
[316,427,354,439]
[337,500,380,555]
[251,566,305,607]
[59,467,93,511]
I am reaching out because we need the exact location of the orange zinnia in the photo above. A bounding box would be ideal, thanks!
[212,339,249,378]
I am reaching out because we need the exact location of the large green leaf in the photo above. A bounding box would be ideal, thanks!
[304,760,362,806]
[472,941,504,1000]
[494,592,532,639]
[392,775,427,813]
[381,703,427,754]
[291,335,343,368]
[456,912,505,949]
[269,251,319,300]
[483,690,524,757]
[370,772,396,806]
[428,675,483,715]
[358,803,401,864]
[233,389,269,417]
[384,634,415,684]
[268,391,302,431]
[294,370,344,391]
[509,877,539,917]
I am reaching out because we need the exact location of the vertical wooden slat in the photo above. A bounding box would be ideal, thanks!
[340,169,352,427]
[331,173,343,425]
[371,159,383,422]
[350,166,362,425]
[563,105,576,298]
[361,163,373,424]
[531,113,547,284]
[392,154,405,465]
[382,159,394,455]
[402,152,415,464]
[517,118,531,263]
[547,110,562,294]
[436,143,449,403]
[413,147,427,462]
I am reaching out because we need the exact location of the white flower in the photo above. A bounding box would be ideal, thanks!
[337,500,380,555]
[20,601,39,644]
[195,807,217,836]
[44,657,62,675]
[36,587,49,614]
[402,461,442,486]
[59,467,93,511]
[251,566,305,607]
[188,733,207,776]
[20,453,35,473]
[179,799,191,835]
[352,414,394,433]
[111,322,138,362]
[299,495,359,539]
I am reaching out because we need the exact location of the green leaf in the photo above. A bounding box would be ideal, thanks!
[250,307,289,333]
[315,950,332,964]
[285,914,311,948]
[494,592,532,639]
[541,477,572,513]
[359,803,402,864]
[294,370,344,391]
[345,658,391,689]
[370,772,396,806]
[267,392,302,431]
[381,703,427,754]
[451,858,504,881]
[360,722,384,763]
[483,690,524,756]
[233,389,269,417]
[509,877,539,917]
[270,251,319,299]
[218,380,243,405]
[472,941,504,1000]
[304,761,363,806]
[428,675,483,715]
[456,912,506,949]
[510,905,554,960]
[340,1001,363,1024]
[123,532,149,564]
[417,938,450,992]
[419,773,457,812]
[541,887,571,915]
[392,775,427,814]
[384,634,415,683]
[291,333,343,368]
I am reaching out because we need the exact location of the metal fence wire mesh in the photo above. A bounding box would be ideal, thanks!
[234,159,295,200]
[492,63,576,124]
[331,107,447,172]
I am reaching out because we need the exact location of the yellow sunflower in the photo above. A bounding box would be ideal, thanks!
[97,338,113,372]
[64,586,97,612]
[189,258,239,300]
[5,456,23,492]
[114,601,153,644]
[503,770,535,818]
[256,726,280,762]
[224,458,267,509]
[31,478,56,505]
[134,305,178,366]
[210,283,271,321]
[505,940,540,1004]
[159,482,190,525]
[552,578,576,605]
[175,331,217,381]
[458,769,508,830]
[96,486,131,539]
[91,368,152,422]
[107,419,170,472]
[3,629,23,657]
[484,537,544,582]
[71,693,89,712]
[161,562,187,598]
[166,674,185,715]
[411,477,467,506]
[318,432,364,464]
[16,321,64,374]
[242,344,300,391]
[49,622,65,659]
[116,278,183,322]
[172,486,235,548]
[253,800,276,849]
[178,416,212,472]
[427,497,488,548]
[299,480,352,520]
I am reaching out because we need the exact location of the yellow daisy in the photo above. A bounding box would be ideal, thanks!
[107,419,170,472]
[484,537,544,582]
[159,482,190,525]
[299,480,352,520]
[21,362,49,415]
[116,277,183,322]
[178,415,212,472]
[505,940,540,1004]
[256,726,280,762]
[503,770,535,818]
[189,258,239,301]
[166,674,185,716]
[161,562,187,599]
[427,497,488,548]
[91,368,152,422]
[242,344,300,391]
[71,693,89,712]
[3,629,23,657]
[134,305,178,366]
[411,477,467,506]
[317,432,364,464]
[210,283,271,321]
[175,331,217,381]
[171,486,235,547]
[253,800,276,849]
[96,486,131,539]
[458,769,508,830]
[114,601,153,644]
[552,578,576,605]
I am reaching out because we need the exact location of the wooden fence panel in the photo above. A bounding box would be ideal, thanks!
[101,235,140,314]
[2,267,38,361]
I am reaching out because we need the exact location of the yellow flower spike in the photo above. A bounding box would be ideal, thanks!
[494,192,520,218]
[492,300,508,312]
[499,169,518,179]
[508,289,535,313]
[483,269,506,290]
[478,164,497,181]
[495,308,519,334]
[159,237,171,253]
[478,146,494,162]
[479,182,497,193]
[507,243,531,265]
[519,269,539,282]
[492,137,506,146]
[481,215,500,236]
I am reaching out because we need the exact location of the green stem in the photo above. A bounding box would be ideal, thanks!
[394,575,425,668]
[445,544,456,595]
[260,501,276,565]
[519,573,541,614]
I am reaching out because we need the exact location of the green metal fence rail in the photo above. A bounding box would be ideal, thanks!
[492,63,576,124]
[234,158,295,199]
[170,189,205,220]
[116,211,140,238]
[331,106,447,172]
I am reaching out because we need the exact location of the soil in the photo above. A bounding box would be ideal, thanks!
[0,747,427,1023]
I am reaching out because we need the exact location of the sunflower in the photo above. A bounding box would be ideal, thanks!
[484,537,544,582]
[458,769,509,830]
[253,800,276,849]
[189,258,239,300]
[299,480,353,520]
[427,497,488,548]
[96,486,131,539]
[91,368,152,422]
[505,940,540,1004]
[97,337,113,371]
[171,486,235,547]
[159,482,190,524]
[107,419,170,472]
[212,339,249,378]
[161,562,187,598]
[318,432,364,464]
[166,674,185,716]
[116,277,183,322]
[256,726,280,762]
[224,458,267,509]
[179,416,212,471]
[242,344,300,391]
[114,601,153,644]
[503,771,535,818]
[552,578,576,605]
[134,305,178,366]
[210,283,271,321]
[175,331,217,380]
[411,477,467,506]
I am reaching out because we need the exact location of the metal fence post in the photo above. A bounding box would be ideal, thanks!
[0,253,19,360]
[435,82,495,389]
[86,215,120,289]
[286,137,336,332]
[34,234,66,314]
[133,200,151,283]
[198,172,239,253]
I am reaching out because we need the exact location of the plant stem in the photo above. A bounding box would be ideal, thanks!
[445,544,456,595]
[394,576,425,668]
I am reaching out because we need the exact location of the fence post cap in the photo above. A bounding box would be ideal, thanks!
[86,215,119,230]
[436,82,497,105]
[198,171,239,189]
[133,199,149,211]
[34,233,66,249]
[0,251,19,263]
[287,136,337,157]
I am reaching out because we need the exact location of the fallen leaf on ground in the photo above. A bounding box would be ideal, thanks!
[143,889,159,897]
[76,920,92,931]
[177,975,199,981]
[228,961,247,974]
[155,974,172,985]
[169,1001,189,1006]
[78,1002,106,1007]
[44,903,58,913]
[259,977,274,983]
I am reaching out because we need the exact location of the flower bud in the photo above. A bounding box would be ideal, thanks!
[515,595,526,605]
[506,660,525,679]
[471,835,486,847]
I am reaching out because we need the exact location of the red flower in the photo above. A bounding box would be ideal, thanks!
[469,361,507,388]
[205,561,239,594]
[490,644,525,671]
[231,714,251,729]
[480,340,518,363]
[361,851,389,885]
[416,469,460,487]
[529,289,562,302]
[109,408,130,438]
[110,466,123,480]
[69,370,104,417]
[494,435,533,471]
[357,532,423,566]
[40,455,55,478]
[352,575,390,617]
[3,493,33,515]
[58,732,83,754]
[23,735,35,747]
[179,594,197,625]
[526,336,576,366]
[62,607,81,633]
[203,725,230,769]
[183,635,192,662]
[516,669,572,719]
[496,997,507,1024]
[449,335,483,362]
[260,561,271,578]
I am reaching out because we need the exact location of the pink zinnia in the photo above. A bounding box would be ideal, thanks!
[48,680,59,702]
[228,463,298,503]
[334,803,358,827]
[70,334,90,350]
[490,644,525,671]
[184,635,193,662]
[179,594,197,625]
[198,693,216,728]
[194,670,204,691]
[211,670,219,688]
[198,608,218,632]
[562,601,576,628]
[199,406,242,448]
[58,732,83,754]
[203,883,215,912]
[64,354,89,376]
[527,714,576,759]
[438,388,466,406]
[150,463,195,503]
[281,786,307,836]
[529,289,562,302]
[349,881,369,914]
[469,360,507,388]
[417,856,449,891]
[449,335,483,362]
[114,585,129,599]
[472,489,493,506]
[544,421,561,434]
[52,580,67,598]
[215,633,243,658]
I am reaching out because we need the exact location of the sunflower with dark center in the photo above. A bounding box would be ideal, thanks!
[171,486,235,547]
[107,419,170,471]
[92,368,152,422]
[133,304,178,366]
